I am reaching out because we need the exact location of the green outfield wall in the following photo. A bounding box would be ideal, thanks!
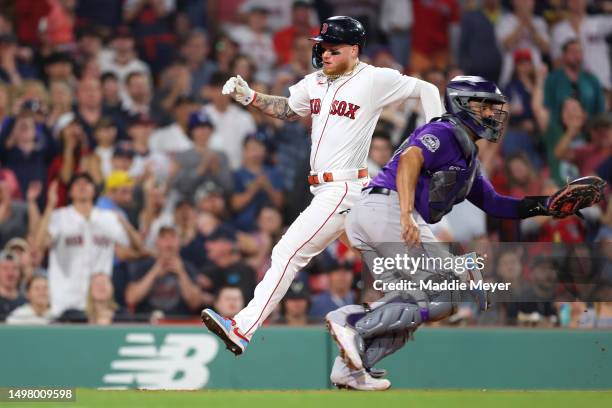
[0,325,610,390]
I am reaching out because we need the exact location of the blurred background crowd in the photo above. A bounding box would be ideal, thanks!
[0,0,610,328]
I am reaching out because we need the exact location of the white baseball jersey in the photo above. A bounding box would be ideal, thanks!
[47,206,129,316]
[287,62,442,173]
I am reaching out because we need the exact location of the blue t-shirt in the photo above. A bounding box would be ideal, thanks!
[232,166,284,232]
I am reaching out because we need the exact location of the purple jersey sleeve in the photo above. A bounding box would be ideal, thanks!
[408,130,457,171]
[467,172,521,219]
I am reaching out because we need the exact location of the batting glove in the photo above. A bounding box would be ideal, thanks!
[222,75,256,106]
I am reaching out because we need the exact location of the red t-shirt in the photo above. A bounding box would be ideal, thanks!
[412,0,460,54]
[273,26,319,65]
[572,144,610,177]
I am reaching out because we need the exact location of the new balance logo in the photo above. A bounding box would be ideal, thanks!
[102,333,218,390]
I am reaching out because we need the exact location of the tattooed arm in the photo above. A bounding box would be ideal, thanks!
[251,93,299,121]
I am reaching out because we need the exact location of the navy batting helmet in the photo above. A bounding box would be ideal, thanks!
[310,16,366,69]
[444,76,509,143]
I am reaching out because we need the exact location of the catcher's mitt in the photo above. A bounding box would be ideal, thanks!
[547,176,607,218]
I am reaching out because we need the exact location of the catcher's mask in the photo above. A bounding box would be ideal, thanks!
[310,16,366,69]
[445,76,509,143]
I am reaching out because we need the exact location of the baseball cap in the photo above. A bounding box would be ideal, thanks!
[113,142,135,159]
[513,48,532,63]
[285,280,310,300]
[588,113,612,130]
[0,249,17,262]
[188,111,214,132]
[44,51,73,66]
[5,237,29,252]
[113,25,132,39]
[105,171,134,191]
[53,112,78,138]
[127,113,155,128]
[194,180,224,201]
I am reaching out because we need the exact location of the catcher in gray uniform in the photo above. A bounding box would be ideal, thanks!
[325,76,607,387]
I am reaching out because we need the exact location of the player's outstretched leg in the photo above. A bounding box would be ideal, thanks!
[330,356,391,391]
[201,309,249,356]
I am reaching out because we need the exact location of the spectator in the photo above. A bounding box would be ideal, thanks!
[43,52,76,88]
[149,95,197,154]
[538,39,606,133]
[202,232,257,303]
[125,225,203,317]
[96,170,134,216]
[33,174,141,318]
[502,49,541,167]
[214,286,244,318]
[279,280,310,326]
[74,76,124,147]
[273,1,319,66]
[0,110,56,200]
[555,111,612,179]
[272,36,315,97]
[173,198,198,248]
[122,0,177,75]
[6,275,51,324]
[201,72,256,169]
[247,205,283,281]
[123,71,153,117]
[5,237,45,287]
[98,26,151,101]
[46,80,74,130]
[496,0,550,86]
[310,261,356,318]
[367,130,393,178]
[47,113,102,206]
[379,0,413,69]
[101,72,121,110]
[0,33,35,86]
[180,29,218,96]
[110,141,135,174]
[410,0,460,74]
[551,0,612,91]
[74,26,104,65]
[126,114,171,183]
[172,111,233,202]
[41,0,76,49]
[93,117,118,179]
[232,136,284,232]
[85,272,118,325]
[458,0,503,82]
[229,5,276,84]
[0,177,39,248]
[516,256,559,327]
[0,249,25,321]
[210,34,239,75]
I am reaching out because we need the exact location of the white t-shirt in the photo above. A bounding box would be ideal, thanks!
[551,16,612,89]
[496,13,550,86]
[47,206,129,316]
[202,104,257,169]
[229,25,276,84]
[6,304,53,325]
[287,62,442,172]
[149,123,194,154]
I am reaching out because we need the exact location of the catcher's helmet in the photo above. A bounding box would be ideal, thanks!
[310,16,366,69]
[444,76,508,143]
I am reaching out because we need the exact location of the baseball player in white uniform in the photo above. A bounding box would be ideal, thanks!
[201,16,442,390]
[34,173,143,318]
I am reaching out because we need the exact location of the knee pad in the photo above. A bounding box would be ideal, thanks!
[354,301,424,340]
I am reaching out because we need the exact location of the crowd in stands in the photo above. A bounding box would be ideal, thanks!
[0,0,610,328]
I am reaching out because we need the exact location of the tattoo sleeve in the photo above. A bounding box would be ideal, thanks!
[252,93,300,121]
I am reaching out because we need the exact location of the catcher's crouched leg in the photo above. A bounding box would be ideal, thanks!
[354,293,457,369]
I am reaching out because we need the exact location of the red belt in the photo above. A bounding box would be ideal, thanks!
[308,168,368,186]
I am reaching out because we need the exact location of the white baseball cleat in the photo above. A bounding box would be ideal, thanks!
[326,318,363,371]
[330,357,391,391]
